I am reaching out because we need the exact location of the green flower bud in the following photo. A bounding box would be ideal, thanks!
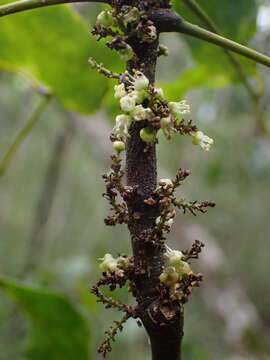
[99,253,118,272]
[119,45,134,62]
[158,44,169,56]
[140,127,157,143]
[160,117,171,129]
[96,10,116,27]
[113,141,126,152]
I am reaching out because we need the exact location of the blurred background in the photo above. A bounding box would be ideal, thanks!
[0,0,270,359]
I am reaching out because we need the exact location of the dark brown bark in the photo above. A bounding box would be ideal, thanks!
[125,4,184,360]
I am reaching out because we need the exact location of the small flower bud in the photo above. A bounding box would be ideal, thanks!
[119,45,134,62]
[158,44,169,56]
[114,83,126,99]
[160,266,179,286]
[159,272,168,283]
[140,127,157,143]
[99,253,118,272]
[96,10,116,27]
[113,141,126,152]
[192,131,214,151]
[160,117,171,129]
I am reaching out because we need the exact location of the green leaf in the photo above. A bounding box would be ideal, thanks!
[0,277,90,359]
[161,64,229,100]
[0,4,122,114]
[172,0,258,81]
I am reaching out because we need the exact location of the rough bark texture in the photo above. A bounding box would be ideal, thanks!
[125,3,184,359]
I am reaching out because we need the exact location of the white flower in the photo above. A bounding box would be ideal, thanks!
[164,245,184,267]
[132,71,149,91]
[114,83,126,99]
[114,114,132,136]
[131,105,153,121]
[168,100,190,116]
[160,116,173,139]
[192,131,214,151]
[120,93,137,113]
[99,253,118,272]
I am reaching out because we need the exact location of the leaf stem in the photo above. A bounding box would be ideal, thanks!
[0,94,52,176]
[0,0,106,17]
[177,20,270,68]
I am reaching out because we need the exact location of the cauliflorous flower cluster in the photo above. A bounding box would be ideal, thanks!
[159,245,193,300]
[113,71,156,139]
[99,253,130,276]
[113,73,214,151]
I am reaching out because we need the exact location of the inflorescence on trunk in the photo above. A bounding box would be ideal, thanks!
[89,0,215,358]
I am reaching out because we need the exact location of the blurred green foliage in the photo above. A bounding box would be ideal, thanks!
[0,2,122,113]
[0,277,90,359]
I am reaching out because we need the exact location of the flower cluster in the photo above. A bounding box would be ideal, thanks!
[159,245,203,302]
[159,246,192,297]
[113,71,155,139]
[99,253,131,276]
[112,71,214,151]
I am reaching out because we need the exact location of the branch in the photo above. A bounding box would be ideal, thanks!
[148,9,270,68]
[0,94,52,176]
[0,0,107,17]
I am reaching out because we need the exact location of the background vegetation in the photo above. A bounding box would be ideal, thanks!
[0,0,270,359]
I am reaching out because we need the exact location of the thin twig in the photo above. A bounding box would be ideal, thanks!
[0,94,52,176]
[0,0,107,17]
